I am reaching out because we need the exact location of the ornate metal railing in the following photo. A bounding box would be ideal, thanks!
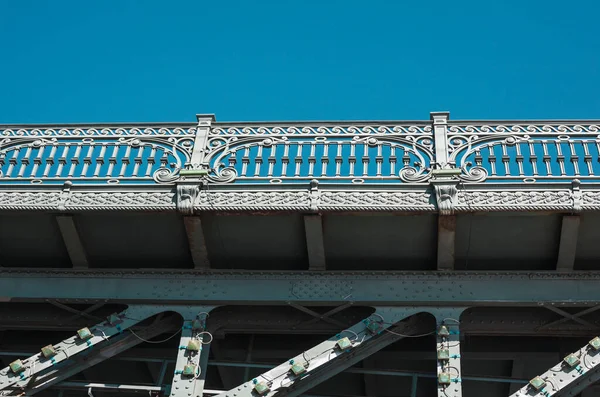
[0,124,196,185]
[448,122,600,183]
[1,116,599,187]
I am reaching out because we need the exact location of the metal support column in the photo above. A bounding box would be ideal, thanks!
[214,307,432,397]
[171,308,214,397]
[434,309,464,397]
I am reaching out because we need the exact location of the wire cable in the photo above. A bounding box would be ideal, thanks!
[128,328,182,344]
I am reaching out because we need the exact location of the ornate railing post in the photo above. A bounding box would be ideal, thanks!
[189,114,215,171]
[430,112,460,215]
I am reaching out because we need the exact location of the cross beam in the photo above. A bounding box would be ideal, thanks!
[3,271,600,305]
[510,335,600,397]
[214,307,434,397]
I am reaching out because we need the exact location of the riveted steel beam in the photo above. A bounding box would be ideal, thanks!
[56,215,89,269]
[304,215,326,271]
[509,336,600,397]
[183,216,211,270]
[0,305,166,394]
[171,308,214,397]
[3,271,600,306]
[556,215,580,272]
[437,215,456,270]
[20,312,181,395]
[214,307,433,397]
[434,309,465,397]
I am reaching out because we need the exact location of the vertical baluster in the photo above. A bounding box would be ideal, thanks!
[56,145,70,178]
[542,141,551,175]
[132,146,143,177]
[81,144,93,177]
[361,142,369,177]
[389,146,396,176]
[487,145,497,176]
[569,141,580,176]
[321,142,330,176]
[106,144,118,177]
[555,141,565,175]
[501,142,510,175]
[402,149,410,170]
[17,145,32,177]
[528,141,538,176]
[254,144,263,176]
[119,144,132,177]
[159,150,169,170]
[335,143,343,177]
[0,154,5,177]
[281,142,289,176]
[348,141,356,177]
[68,144,82,177]
[307,142,316,177]
[294,144,303,177]
[584,141,594,175]
[375,143,383,177]
[6,148,19,178]
[241,146,250,177]
[144,146,156,177]
[474,149,483,168]
[94,145,107,177]
[228,150,238,170]
[31,144,45,178]
[515,143,524,176]
[43,144,58,177]
[267,144,277,177]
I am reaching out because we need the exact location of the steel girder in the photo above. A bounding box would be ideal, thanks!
[1,270,600,306]
[0,305,212,397]
[170,308,214,397]
[213,307,444,397]
[19,313,180,395]
[510,336,600,397]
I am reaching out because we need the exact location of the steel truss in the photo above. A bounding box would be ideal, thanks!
[213,307,464,397]
[0,305,213,397]
[510,335,600,397]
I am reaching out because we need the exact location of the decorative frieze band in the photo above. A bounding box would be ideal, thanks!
[0,184,596,213]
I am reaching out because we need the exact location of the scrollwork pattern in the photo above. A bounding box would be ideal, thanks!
[211,124,433,136]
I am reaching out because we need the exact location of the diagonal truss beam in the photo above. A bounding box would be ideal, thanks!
[214,307,433,397]
[288,303,352,328]
[0,305,171,395]
[510,335,600,397]
[538,305,600,330]
[18,313,180,395]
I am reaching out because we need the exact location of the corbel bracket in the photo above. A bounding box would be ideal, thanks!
[309,179,320,212]
[176,182,201,215]
[572,179,582,213]
[431,169,460,216]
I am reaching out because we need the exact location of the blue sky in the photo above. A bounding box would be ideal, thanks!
[1,1,599,123]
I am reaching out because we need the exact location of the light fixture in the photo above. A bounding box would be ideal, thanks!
[77,327,93,340]
[182,364,197,377]
[253,382,270,395]
[438,372,451,385]
[529,376,546,391]
[187,339,201,352]
[9,359,24,374]
[563,353,580,368]
[335,337,352,351]
[41,345,56,359]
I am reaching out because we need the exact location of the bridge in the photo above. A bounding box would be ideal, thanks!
[0,112,599,397]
